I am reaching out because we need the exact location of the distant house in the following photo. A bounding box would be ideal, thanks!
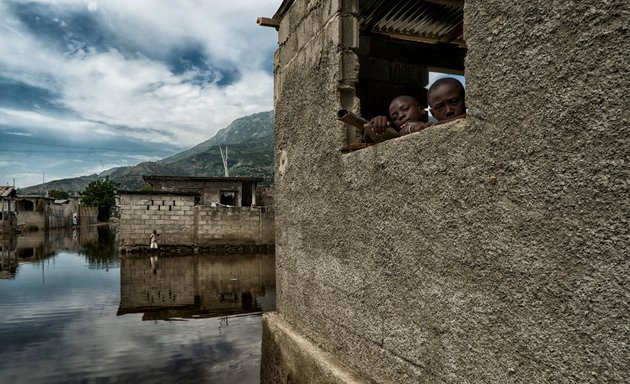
[118,175,274,250]
[1,186,17,232]
[13,195,85,229]
[142,175,263,207]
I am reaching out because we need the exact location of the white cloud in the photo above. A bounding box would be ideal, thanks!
[86,1,98,12]
[0,1,281,187]
[0,0,278,146]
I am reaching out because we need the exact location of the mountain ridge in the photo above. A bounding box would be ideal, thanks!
[19,110,274,195]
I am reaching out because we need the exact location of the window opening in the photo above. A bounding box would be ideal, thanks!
[220,191,236,206]
[340,1,466,152]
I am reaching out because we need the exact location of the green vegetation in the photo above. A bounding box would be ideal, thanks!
[81,178,118,222]
[48,190,69,199]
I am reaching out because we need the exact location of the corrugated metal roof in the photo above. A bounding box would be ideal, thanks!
[0,186,15,198]
[359,0,464,45]
[272,0,464,46]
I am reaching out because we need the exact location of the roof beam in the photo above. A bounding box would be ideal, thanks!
[257,17,280,29]
[369,30,467,48]
[424,0,464,8]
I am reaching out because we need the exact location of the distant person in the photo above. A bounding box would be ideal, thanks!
[150,229,159,250]
[363,95,428,142]
[427,77,466,121]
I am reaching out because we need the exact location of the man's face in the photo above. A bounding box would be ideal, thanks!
[428,84,466,121]
[388,97,427,130]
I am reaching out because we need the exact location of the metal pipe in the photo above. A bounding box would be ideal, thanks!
[337,109,368,132]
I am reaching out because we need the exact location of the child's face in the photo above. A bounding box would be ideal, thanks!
[388,97,427,130]
[428,84,466,121]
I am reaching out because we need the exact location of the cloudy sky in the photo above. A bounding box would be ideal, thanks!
[0,0,280,188]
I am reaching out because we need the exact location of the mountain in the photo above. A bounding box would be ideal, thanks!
[19,111,274,195]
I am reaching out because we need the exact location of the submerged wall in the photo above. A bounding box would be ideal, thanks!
[265,0,628,383]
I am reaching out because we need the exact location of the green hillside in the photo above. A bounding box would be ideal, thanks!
[19,111,274,195]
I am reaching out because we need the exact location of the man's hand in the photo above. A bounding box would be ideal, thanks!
[364,116,400,143]
[400,121,432,135]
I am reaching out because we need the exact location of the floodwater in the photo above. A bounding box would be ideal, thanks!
[0,225,276,384]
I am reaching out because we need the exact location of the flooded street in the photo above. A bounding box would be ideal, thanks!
[0,226,275,384]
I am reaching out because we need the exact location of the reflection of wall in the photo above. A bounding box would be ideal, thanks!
[0,236,18,279]
[119,192,275,248]
[5,227,99,263]
[197,253,276,312]
[117,253,275,318]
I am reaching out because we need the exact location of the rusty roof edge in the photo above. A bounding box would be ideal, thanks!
[273,0,295,20]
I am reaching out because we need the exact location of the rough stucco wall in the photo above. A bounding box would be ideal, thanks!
[271,1,628,383]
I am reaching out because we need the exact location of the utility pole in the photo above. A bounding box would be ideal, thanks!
[220,146,229,177]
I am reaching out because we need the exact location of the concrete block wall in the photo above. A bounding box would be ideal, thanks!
[266,0,629,383]
[196,206,274,245]
[119,193,274,248]
[150,179,246,206]
[119,193,197,247]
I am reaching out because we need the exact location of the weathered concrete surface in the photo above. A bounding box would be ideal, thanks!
[267,0,629,383]
[261,313,369,384]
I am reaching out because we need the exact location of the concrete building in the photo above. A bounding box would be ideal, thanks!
[13,195,90,229]
[143,175,262,207]
[0,186,17,234]
[118,187,274,251]
[261,0,628,383]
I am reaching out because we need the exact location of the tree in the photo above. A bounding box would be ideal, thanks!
[48,190,69,199]
[81,178,118,222]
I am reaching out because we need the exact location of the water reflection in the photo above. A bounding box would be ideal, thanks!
[0,226,101,279]
[0,226,276,384]
[118,253,276,320]
[80,226,119,270]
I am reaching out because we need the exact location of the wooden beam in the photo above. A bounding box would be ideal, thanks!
[257,17,280,29]
[369,30,467,48]
[424,0,464,8]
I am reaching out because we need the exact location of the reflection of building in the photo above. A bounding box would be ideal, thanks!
[0,227,99,279]
[117,253,275,320]
[0,235,18,279]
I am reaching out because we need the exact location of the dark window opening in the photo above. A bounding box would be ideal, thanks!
[220,191,236,206]
[17,200,34,211]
